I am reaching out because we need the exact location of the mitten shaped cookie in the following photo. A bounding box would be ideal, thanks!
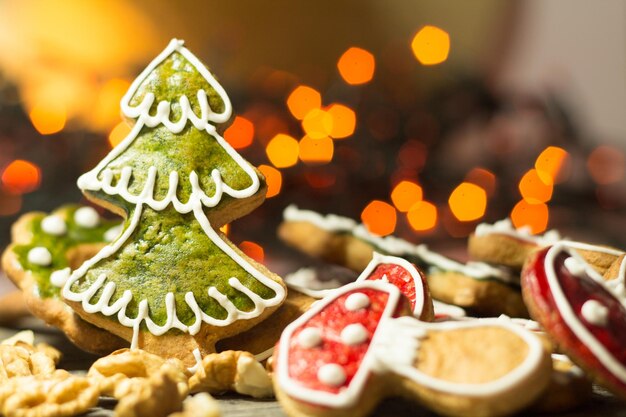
[61,39,286,365]
[1,205,125,353]
[273,281,552,417]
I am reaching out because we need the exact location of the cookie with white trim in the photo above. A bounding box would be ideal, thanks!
[273,281,552,417]
[279,206,526,317]
[1,205,125,353]
[468,219,561,269]
[221,253,434,360]
[60,39,286,366]
[522,243,626,398]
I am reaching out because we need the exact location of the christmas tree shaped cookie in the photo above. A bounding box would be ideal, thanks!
[62,39,286,364]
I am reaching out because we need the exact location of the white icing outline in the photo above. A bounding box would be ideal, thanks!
[543,243,626,383]
[473,218,561,246]
[282,205,517,285]
[277,281,547,407]
[62,39,285,349]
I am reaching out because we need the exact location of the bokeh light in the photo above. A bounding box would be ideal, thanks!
[93,78,131,130]
[326,104,356,139]
[337,47,375,85]
[391,180,423,212]
[29,101,66,135]
[302,109,333,139]
[464,168,496,197]
[361,200,396,236]
[511,200,549,234]
[1,160,41,195]
[299,136,334,165]
[239,241,265,263]
[224,116,255,150]
[220,224,230,236]
[407,201,437,232]
[258,164,282,198]
[518,169,553,203]
[108,121,131,148]
[266,134,299,168]
[448,182,487,221]
[411,25,450,65]
[287,86,321,120]
[587,145,625,185]
[535,146,568,183]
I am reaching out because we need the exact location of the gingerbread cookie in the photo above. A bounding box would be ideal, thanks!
[221,253,434,361]
[59,39,286,366]
[273,280,552,417]
[1,205,125,353]
[468,219,561,269]
[522,243,626,398]
[280,205,525,317]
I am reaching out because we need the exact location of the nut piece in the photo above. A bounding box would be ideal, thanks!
[88,348,189,398]
[189,350,273,398]
[169,393,221,417]
[115,363,185,417]
[0,370,99,417]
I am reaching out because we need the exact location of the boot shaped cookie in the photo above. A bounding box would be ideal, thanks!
[273,281,552,417]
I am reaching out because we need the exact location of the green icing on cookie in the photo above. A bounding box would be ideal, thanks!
[129,51,225,123]
[12,206,121,299]
[69,206,276,326]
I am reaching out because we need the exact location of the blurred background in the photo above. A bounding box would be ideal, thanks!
[0,0,624,265]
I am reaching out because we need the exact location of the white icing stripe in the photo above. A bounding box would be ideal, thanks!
[474,218,561,246]
[120,39,232,132]
[282,206,517,285]
[544,244,626,383]
[433,300,466,319]
[254,347,275,362]
[277,281,401,408]
[188,348,203,374]
[355,252,426,316]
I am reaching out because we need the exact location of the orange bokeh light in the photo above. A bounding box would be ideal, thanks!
[224,116,254,150]
[407,201,437,232]
[535,146,568,183]
[302,109,333,139]
[94,78,131,130]
[239,241,265,263]
[411,25,450,66]
[108,121,131,148]
[511,200,549,234]
[587,145,625,185]
[337,47,375,85]
[448,182,487,221]
[1,160,41,195]
[287,86,321,120]
[391,180,423,212]
[519,169,553,203]
[326,104,356,139]
[361,200,397,236]
[465,168,496,197]
[29,101,67,135]
[258,164,282,198]
[266,134,299,168]
[299,136,334,165]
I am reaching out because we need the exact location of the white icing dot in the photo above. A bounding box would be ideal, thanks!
[564,256,586,277]
[345,293,370,311]
[340,323,369,345]
[74,207,100,229]
[41,215,67,236]
[50,268,71,287]
[28,247,52,267]
[104,225,123,242]
[297,327,323,348]
[317,363,346,387]
[581,299,609,327]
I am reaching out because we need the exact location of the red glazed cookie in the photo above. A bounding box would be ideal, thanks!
[522,243,626,399]
[273,281,552,417]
